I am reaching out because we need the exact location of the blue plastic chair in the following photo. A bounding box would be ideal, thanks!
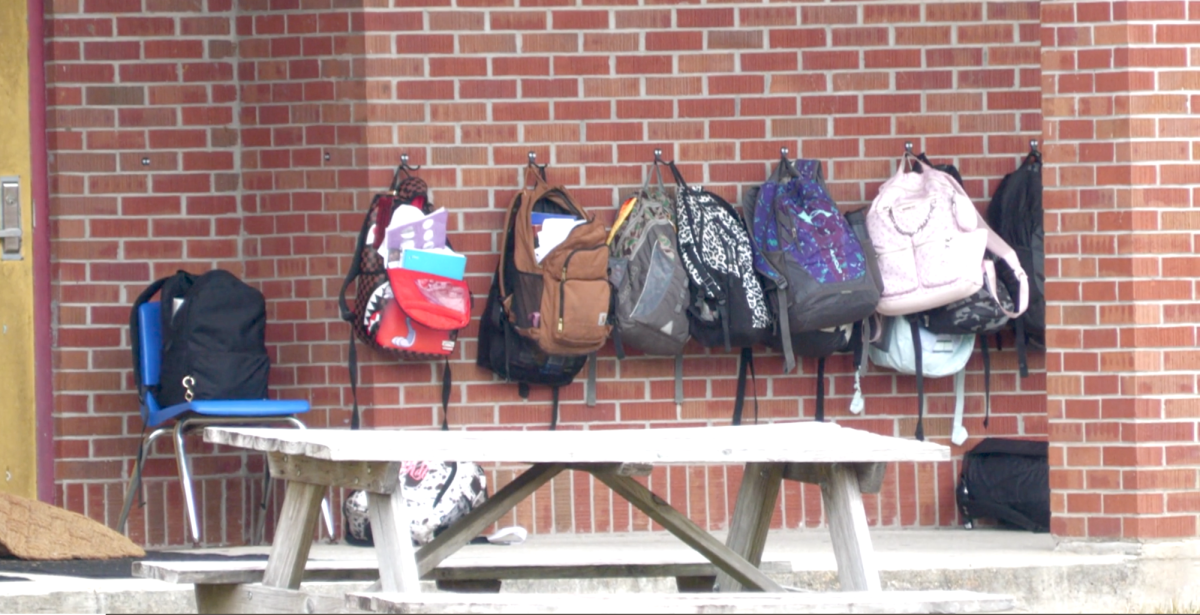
[117,301,334,544]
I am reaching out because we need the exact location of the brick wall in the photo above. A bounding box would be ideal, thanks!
[46,0,1047,547]
[1042,0,1200,539]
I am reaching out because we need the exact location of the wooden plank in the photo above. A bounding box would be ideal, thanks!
[416,463,564,577]
[204,422,950,465]
[262,480,327,590]
[589,472,784,593]
[348,590,1017,614]
[716,462,783,593]
[784,462,887,495]
[133,559,793,586]
[196,584,362,615]
[134,560,377,585]
[566,463,653,477]
[434,561,791,582]
[368,489,421,593]
[821,463,881,592]
[269,453,401,494]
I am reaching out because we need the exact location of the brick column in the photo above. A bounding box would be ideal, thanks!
[1043,0,1200,539]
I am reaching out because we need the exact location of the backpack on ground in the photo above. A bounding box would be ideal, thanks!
[344,461,488,547]
[476,163,609,428]
[130,269,269,408]
[607,163,690,403]
[956,438,1050,533]
[986,149,1044,377]
[866,152,990,316]
[743,155,882,421]
[868,315,974,442]
[338,168,460,430]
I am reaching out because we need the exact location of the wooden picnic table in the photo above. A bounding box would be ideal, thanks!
[170,420,969,613]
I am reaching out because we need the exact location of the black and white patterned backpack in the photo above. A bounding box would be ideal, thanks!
[343,461,487,546]
[667,161,772,352]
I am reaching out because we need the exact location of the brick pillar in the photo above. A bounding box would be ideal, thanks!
[1043,0,1200,539]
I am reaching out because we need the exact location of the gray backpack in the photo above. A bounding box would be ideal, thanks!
[604,164,690,403]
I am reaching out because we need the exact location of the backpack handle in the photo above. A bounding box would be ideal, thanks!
[976,211,1030,320]
[666,160,690,190]
[642,161,667,199]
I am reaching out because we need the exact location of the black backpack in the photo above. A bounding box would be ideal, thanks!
[986,150,1044,377]
[669,161,773,352]
[475,165,589,429]
[956,438,1050,533]
[130,270,270,408]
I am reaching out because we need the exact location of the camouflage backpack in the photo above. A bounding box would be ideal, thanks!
[606,164,691,403]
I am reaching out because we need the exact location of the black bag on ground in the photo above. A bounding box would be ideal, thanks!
[956,438,1050,533]
[130,269,270,407]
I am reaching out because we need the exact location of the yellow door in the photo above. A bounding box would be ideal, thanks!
[0,0,39,499]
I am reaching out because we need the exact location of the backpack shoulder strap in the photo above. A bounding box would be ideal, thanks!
[339,193,385,323]
[129,275,174,403]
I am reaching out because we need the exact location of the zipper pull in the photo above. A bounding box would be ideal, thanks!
[558,318,564,332]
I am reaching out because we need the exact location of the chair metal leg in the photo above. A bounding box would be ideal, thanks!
[254,463,272,546]
[117,427,172,535]
[173,422,202,544]
[153,414,331,546]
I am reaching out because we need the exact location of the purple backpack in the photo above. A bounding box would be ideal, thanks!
[745,157,882,375]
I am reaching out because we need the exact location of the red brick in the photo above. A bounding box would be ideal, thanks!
[769,29,827,49]
[646,32,703,51]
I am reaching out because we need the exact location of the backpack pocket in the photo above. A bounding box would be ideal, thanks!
[540,245,611,352]
[914,228,987,289]
[630,237,682,324]
[875,244,919,297]
[187,349,269,401]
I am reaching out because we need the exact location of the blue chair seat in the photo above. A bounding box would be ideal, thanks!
[147,399,311,428]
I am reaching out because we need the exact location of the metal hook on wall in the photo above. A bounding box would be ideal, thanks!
[904,141,914,155]
[780,146,790,162]
[528,150,547,181]
[1029,139,1039,154]
[653,148,664,165]
[390,152,420,189]
[400,153,421,172]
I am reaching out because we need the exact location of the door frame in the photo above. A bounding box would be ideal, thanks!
[28,0,52,503]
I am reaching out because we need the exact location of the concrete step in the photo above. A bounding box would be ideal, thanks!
[0,529,1192,614]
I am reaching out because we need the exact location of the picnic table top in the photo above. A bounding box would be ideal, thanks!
[204,421,948,465]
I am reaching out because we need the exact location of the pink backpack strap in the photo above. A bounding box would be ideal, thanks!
[975,210,1028,319]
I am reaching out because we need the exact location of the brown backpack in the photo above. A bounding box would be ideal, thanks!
[499,166,612,356]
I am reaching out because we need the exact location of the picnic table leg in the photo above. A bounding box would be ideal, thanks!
[821,463,882,592]
[261,479,327,590]
[716,462,784,593]
[368,489,422,593]
[590,471,785,593]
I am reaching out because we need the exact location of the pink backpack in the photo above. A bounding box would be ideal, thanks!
[866,157,990,316]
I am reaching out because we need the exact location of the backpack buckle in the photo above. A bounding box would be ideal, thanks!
[182,376,195,403]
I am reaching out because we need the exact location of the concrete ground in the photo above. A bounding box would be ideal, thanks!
[0,528,1194,614]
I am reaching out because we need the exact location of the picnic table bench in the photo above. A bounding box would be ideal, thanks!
[133,421,1016,614]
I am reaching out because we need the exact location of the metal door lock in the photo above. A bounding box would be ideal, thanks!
[0,177,21,260]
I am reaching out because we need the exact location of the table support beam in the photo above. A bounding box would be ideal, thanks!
[716,462,783,593]
[821,463,882,592]
[589,471,784,593]
[261,480,326,590]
